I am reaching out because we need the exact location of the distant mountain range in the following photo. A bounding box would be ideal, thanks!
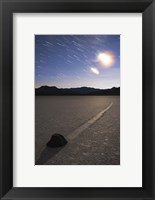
[35,86,120,96]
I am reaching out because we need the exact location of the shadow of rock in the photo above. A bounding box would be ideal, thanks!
[36,146,64,165]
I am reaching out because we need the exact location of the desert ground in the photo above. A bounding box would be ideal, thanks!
[35,96,120,165]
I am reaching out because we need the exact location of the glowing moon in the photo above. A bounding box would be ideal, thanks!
[97,51,115,68]
[91,67,99,75]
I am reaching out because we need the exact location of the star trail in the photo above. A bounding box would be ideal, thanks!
[35,35,120,89]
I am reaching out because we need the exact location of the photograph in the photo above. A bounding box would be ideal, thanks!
[35,35,120,165]
[2,0,155,198]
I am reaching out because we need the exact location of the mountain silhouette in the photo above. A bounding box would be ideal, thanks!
[35,86,120,96]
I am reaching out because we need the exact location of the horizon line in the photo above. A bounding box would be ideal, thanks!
[35,85,120,90]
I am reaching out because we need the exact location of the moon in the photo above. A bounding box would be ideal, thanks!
[90,67,99,75]
[97,51,115,68]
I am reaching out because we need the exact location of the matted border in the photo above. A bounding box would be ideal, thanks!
[13,13,142,188]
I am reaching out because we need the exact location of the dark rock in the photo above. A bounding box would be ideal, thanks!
[46,133,68,147]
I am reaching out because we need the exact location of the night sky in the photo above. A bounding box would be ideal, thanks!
[35,35,120,89]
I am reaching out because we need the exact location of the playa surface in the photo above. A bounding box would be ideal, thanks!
[35,96,120,165]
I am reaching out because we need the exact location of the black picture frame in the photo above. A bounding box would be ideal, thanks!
[0,0,155,199]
